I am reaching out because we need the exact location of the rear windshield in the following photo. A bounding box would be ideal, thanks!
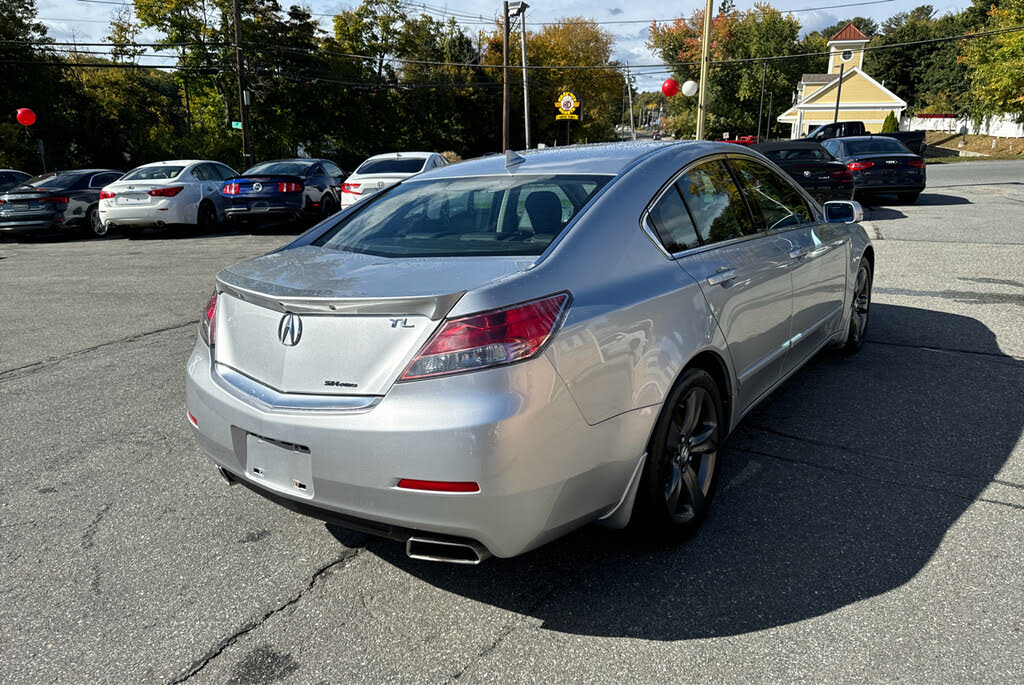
[314,174,610,257]
[121,165,185,181]
[763,147,832,162]
[355,158,427,175]
[244,161,313,176]
[18,173,87,190]
[845,138,909,155]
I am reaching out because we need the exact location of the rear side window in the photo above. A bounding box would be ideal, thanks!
[821,140,841,157]
[647,185,699,253]
[323,162,344,178]
[91,173,121,188]
[730,159,814,231]
[244,161,312,176]
[314,174,610,257]
[675,161,756,244]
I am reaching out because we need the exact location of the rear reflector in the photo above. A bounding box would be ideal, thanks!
[341,183,361,195]
[400,293,570,381]
[99,190,116,199]
[223,183,240,195]
[847,162,874,171]
[148,186,184,197]
[397,479,480,493]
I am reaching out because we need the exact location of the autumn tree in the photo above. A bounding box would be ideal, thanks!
[960,0,1024,122]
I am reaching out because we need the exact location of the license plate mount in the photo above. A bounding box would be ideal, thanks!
[245,434,314,498]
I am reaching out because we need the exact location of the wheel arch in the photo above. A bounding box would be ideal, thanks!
[677,349,734,436]
[197,197,216,223]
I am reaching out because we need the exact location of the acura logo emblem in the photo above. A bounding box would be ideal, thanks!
[252,182,263,191]
[278,313,302,346]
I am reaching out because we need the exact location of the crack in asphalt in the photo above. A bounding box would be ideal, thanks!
[81,503,111,550]
[0,320,200,383]
[168,546,366,684]
[731,446,1024,511]
[741,424,1024,492]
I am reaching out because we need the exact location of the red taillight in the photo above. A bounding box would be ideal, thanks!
[397,479,480,493]
[39,196,68,204]
[187,411,199,428]
[277,182,302,193]
[99,190,116,199]
[908,159,926,168]
[847,162,874,171]
[148,186,184,197]
[830,168,853,181]
[223,183,240,195]
[200,291,217,346]
[341,182,361,195]
[400,293,569,381]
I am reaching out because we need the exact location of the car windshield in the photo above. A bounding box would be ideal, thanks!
[243,161,313,176]
[120,165,184,181]
[314,174,610,257]
[765,147,831,162]
[355,158,428,175]
[845,138,909,155]
[16,173,86,190]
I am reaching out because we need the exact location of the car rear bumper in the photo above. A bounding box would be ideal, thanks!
[184,340,652,558]
[0,215,68,233]
[224,205,303,223]
[99,202,193,226]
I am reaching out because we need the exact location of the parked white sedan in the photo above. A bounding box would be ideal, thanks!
[98,160,238,233]
[340,152,447,209]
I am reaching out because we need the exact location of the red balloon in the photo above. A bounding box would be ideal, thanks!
[16,108,36,126]
[661,79,680,97]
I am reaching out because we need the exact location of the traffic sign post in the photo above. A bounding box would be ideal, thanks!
[231,121,242,130]
[555,91,580,146]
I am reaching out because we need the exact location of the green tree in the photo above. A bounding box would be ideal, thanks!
[961,0,1024,122]
[881,111,899,131]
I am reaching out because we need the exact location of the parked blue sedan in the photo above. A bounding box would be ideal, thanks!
[222,158,347,227]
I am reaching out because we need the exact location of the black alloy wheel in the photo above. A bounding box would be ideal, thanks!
[321,195,336,218]
[634,368,723,539]
[844,257,872,354]
[88,206,107,237]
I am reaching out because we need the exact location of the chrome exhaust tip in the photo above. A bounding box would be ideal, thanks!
[406,536,492,565]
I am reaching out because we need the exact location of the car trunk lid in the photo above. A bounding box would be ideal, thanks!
[344,173,410,201]
[111,181,180,206]
[0,188,68,214]
[213,245,533,396]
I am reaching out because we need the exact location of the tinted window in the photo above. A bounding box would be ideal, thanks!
[214,164,237,180]
[730,159,814,231]
[356,158,428,175]
[323,162,344,178]
[20,173,88,190]
[845,138,911,155]
[244,161,313,176]
[121,165,184,181]
[91,173,121,188]
[675,161,755,244]
[191,165,210,181]
[764,146,832,162]
[647,186,699,253]
[314,174,609,257]
[0,173,12,184]
[821,139,841,157]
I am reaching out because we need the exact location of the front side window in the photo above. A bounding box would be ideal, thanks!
[323,162,344,178]
[730,159,814,231]
[674,161,756,245]
[647,185,699,253]
[314,174,609,257]
[121,166,183,181]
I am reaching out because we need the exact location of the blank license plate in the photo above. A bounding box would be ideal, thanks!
[11,202,29,211]
[245,434,314,498]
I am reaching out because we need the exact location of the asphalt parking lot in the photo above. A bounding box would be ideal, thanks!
[2,160,1022,684]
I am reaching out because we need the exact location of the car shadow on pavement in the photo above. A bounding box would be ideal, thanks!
[370,304,1022,640]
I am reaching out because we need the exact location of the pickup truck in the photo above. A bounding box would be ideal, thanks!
[804,121,925,155]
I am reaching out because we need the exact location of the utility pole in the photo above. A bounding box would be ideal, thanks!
[696,0,714,140]
[756,60,766,141]
[625,62,636,141]
[502,1,510,151]
[232,0,252,167]
[766,90,774,140]
[516,3,531,149]
[833,63,845,124]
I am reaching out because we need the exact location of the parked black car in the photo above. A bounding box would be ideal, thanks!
[752,141,854,203]
[0,169,31,193]
[804,121,926,155]
[222,158,347,227]
[820,136,926,203]
[0,169,123,237]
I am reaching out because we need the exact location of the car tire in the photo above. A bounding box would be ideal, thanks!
[897,192,920,204]
[87,206,108,238]
[197,201,218,233]
[843,257,873,354]
[632,368,724,540]
[321,195,337,218]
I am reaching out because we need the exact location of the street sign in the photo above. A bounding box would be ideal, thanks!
[723,132,730,140]
[555,91,580,121]
[231,121,242,130]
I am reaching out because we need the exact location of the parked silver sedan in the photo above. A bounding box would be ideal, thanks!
[185,142,873,563]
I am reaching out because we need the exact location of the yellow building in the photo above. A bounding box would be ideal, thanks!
[777,24,906,139]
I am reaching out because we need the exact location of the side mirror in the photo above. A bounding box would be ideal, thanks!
[823,200,863,224]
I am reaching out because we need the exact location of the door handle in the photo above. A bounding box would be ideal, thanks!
[789,247,809,260]
[706,267,736,286]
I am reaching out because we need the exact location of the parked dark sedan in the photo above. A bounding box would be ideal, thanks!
[222,158,347,227]
[0,169,31,193]
[752,141,854,203]
[820,136,926,203]
[0,169,123,237]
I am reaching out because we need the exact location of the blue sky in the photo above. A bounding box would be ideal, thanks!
[38,0,973,90]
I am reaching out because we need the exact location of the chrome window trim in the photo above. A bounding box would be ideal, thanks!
[213,363,382,413]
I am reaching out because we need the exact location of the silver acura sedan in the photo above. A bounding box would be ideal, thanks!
[185,142,873,563]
